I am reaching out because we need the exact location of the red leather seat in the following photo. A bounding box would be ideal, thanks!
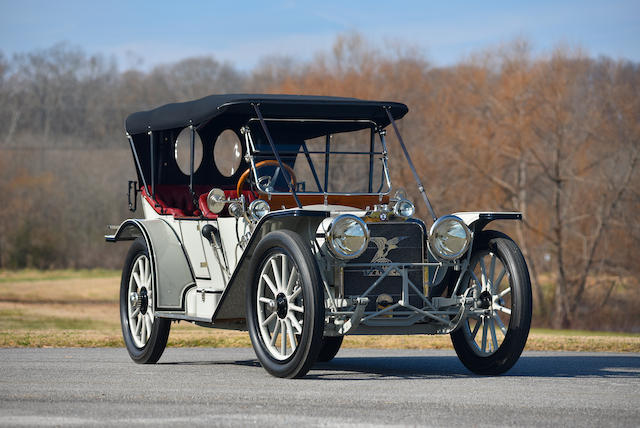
[143,185,258,218]
[198,190,256,218]
[198,193,218,219]
[142,185,200,217]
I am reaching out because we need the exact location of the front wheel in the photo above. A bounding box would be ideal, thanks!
[120,238,171,364]
[246,230,325,378]
[450,231,532,375]
[316,336,344,363]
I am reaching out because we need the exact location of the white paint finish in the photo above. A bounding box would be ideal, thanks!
[185,287,197,316]
[452,211,522,226]
[195,290,220,319]
[178,221,210,279]
[217,217,248,273]
[302,204,363,212]
[141,197,162,220]
[138,219,195,310]
[198,221,227,292]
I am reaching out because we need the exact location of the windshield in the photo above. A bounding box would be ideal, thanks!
[246,120,390,195]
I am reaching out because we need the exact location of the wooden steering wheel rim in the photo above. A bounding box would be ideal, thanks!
[236,160,297,196]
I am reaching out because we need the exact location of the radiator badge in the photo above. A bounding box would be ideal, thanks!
[366,236,408,276]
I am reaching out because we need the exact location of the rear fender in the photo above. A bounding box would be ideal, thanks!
[212,210,329,324]
[106,219,195,311]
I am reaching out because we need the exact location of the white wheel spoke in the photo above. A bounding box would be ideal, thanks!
[289,285,302,301]
[488,253,496,293]
[131,307,140,318]
[259,297,275,306]
[140,317,147,343]
[285,319,296,353]
[288,313,302,334]
[470,319,481,340]
[286,269,298,294]
[493,312,508,334]
[261,274,278,296]
[494,267,506,291]
[135,316,142,336]
[144,315,152,340]
[132,272,142,289]
[498,287,511,298]
[481,317,488,353]
[289,303,304,313]
[270,259,282,290]
[469,270,482,291]
[479,258,488,290]
[269,319,281,347]
[280,321,286,355]
[144,257,151,286]
[138,258,145,285]
[281,255,289,293]
[495,305,511,315]
[489,318,499,351]
[261,312,277,327]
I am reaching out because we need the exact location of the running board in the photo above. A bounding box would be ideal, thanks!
[155,312,211,323]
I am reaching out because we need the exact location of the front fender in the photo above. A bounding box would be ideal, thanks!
[106,219,196,311]
[212,210,329,323]
[453,211,522,232]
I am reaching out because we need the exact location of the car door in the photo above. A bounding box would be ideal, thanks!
[178,220,211,279]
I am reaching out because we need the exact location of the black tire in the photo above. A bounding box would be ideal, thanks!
[120,238,171,364]
[246,230,325,378]
[450,230,532,375]
[316,336,344,363]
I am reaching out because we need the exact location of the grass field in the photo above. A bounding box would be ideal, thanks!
[1,270,639,352]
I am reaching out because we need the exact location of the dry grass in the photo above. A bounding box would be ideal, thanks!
[1,270,639,352]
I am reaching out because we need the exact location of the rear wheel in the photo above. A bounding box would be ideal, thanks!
[246,230,325,378]
[120,238,170,364]
[450,231,532,375]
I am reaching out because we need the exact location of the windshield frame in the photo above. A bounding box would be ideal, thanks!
[242,118,392,197]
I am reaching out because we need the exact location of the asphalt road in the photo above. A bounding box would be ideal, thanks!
[0,348,638,427]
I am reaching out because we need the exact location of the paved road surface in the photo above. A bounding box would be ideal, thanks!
[0,348,638,427]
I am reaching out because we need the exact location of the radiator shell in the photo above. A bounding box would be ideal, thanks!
[342,221,425,312]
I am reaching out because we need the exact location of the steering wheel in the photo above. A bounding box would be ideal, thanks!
[236,160,297,196]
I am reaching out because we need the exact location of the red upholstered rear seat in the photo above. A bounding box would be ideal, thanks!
[142,185,255,218]
[142,185,203,217]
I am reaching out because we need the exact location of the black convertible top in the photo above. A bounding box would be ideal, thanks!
[125,94,408,135]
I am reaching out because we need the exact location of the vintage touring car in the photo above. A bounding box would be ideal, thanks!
[107,94,532,378]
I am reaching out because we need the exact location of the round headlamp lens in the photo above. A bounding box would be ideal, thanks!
[326,215,370,260]
[249,199,270,221]
[394,199,415,218]
[428,215,471,260]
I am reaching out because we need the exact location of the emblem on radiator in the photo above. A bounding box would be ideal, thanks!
[366,236,408,276]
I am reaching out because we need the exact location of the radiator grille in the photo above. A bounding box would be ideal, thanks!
[343,221,425,312]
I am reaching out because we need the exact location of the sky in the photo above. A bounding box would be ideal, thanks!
[1,0,638,70]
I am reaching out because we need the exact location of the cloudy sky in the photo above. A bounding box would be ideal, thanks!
[1,0,638,70]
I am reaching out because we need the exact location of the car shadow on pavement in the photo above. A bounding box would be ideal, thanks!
[159,359,261,368]
[307,354,640,380]
[158,352,639,380]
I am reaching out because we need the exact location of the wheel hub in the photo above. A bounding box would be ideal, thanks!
[478,290,492,309]
[276,293,288,319]
[139,287,149,315]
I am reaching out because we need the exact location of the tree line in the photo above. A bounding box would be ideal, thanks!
[0,35,638,330]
